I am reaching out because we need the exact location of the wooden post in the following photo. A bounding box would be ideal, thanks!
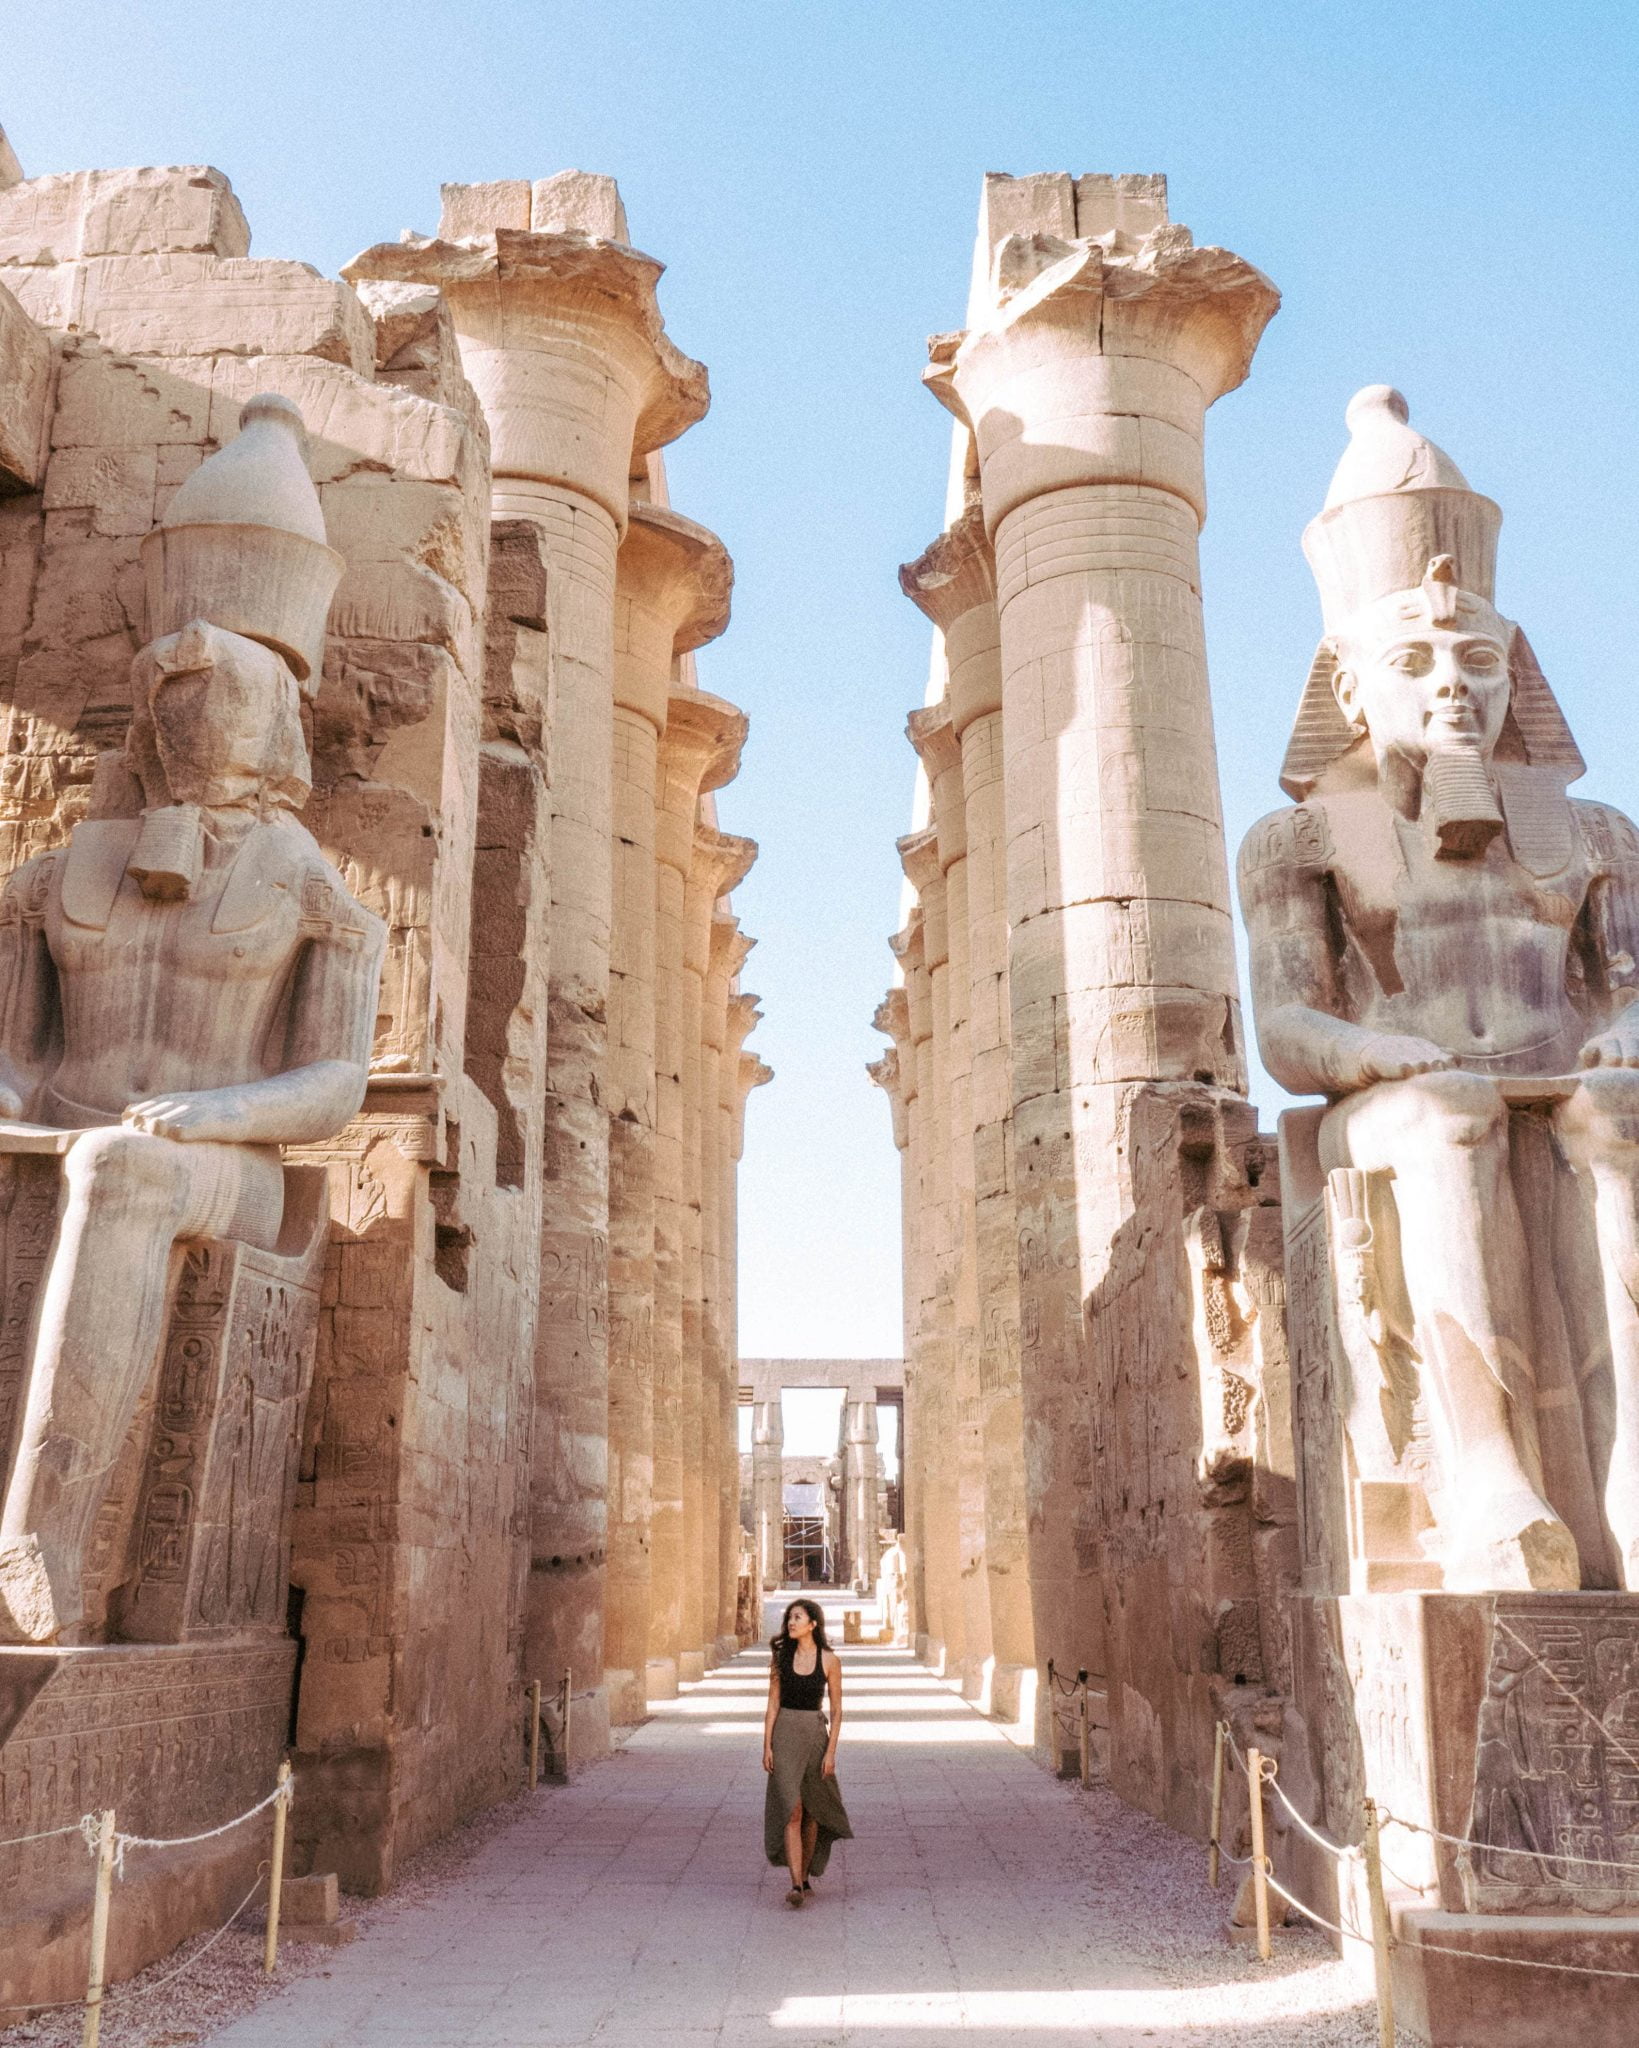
[528,1679,542,1791]
[1247,1747,1271,1964]
[1076,1669,1091,1788]
[1208,1722,1226,1888]
[263,1760,293,1978]
[1363,1795,1396,2047]
[559,1669,573,1780]
[81,1807,116,2048]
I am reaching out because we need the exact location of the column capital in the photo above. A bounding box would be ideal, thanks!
[344,221,708,529]
[868,1048,910,1151]
[898,504,994,635]
[693,824,757,902]
[723,988,762,1069]
[906,705,966,872]
[710,913,756,990]
[620,501,733,652]
[615,502,732,730]
[662,688,747,794]
[925,216,1278,532]
[897,830,947,970]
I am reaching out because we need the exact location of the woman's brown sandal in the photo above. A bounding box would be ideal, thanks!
[785,1885,804,1908]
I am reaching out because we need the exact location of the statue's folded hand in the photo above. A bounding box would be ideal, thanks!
[0,1085,23,1119]
[1579,1017,1639,1070]
[1351,1033,1456,1085]
[121,1090,255,1142]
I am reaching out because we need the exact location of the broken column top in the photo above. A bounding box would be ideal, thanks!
[967,171,1170,319]
[437,171,630,243]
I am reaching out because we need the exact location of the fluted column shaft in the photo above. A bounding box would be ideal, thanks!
[752,1396,783,1590]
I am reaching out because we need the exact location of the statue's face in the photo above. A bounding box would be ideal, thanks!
[128,620,310,810]
[1334,618,1511,765]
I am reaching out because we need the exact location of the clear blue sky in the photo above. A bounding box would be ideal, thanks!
[9,1,1637,1358]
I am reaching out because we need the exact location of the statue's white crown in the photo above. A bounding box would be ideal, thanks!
[140,393,344,689]
[1302,385,1501,635]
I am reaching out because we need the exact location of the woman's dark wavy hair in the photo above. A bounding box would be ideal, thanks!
[770,1597,832,1660]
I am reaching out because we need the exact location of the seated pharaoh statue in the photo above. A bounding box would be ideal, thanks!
[0,394,385,1645]
[1239,386,1639,1596]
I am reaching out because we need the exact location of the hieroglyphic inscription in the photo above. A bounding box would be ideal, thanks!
[0,1640,294,1914]
[1284,1198,1338,1585]
[1466,1598,1639,1911]
[0,1156,59,1480]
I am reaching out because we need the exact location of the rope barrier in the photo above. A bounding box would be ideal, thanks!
[0,1817,97,1851]
[1382,1804,1639,1881]
[101,1868,268,2008]
[111,1778,289,1876]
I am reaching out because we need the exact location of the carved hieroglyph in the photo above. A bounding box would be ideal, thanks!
[0,395,385,1643]
[1242,387,1639,1596]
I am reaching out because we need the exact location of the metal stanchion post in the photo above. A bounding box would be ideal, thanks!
[1247,1748,1272,1964]
[263,1760,293,1977]
[82,1807,116,2048]
[1208,1722,1226,1888]
[1077,1669,1091,1788]
[528,1679,542,1791]
[1363,1795,1396,2047]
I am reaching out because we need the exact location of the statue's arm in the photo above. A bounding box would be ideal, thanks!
[0,857,59,1115]
[1236,809,1450,1096]
[124,866,387,1146]
[1575,802,1639,1065]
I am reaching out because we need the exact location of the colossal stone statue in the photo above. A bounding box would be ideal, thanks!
[0,394,385,1644]
[1240,386,1639,1594]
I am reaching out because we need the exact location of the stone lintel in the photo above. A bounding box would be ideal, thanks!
[622,500,733,653]
[898,504,995,632]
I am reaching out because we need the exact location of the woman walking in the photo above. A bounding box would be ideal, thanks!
[763,1597,853,1906]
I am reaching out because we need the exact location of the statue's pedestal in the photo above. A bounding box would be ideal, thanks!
[1286,1586,1639,2045]
[0,1637,295,2013]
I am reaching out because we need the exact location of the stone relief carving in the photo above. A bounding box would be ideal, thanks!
[0,394,385,1644]
[1242,387,1639,1595]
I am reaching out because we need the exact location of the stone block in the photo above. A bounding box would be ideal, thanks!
[281,1870,339,1924]
[70,254,373,373]
[0,165,250,265]
[531,171,628,240]
[439,179,531,237]
[0,279,50,491]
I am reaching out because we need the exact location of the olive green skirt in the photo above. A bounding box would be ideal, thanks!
[763,1708,853,1876]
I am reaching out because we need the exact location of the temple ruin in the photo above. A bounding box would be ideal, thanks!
[0,134,766,2007]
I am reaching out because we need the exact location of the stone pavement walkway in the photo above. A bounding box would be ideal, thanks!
[199,1604,1376,2048]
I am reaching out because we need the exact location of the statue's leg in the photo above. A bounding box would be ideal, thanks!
[0,1127,283,1643]
[1322,1072,1578,1592]
[1556,1068,1639,1588]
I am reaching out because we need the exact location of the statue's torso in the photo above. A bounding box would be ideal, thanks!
[1315,788,1606,1074]
[28,815,354,1119]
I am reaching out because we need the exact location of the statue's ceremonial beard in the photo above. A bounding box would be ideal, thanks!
[1420,737,1505,860]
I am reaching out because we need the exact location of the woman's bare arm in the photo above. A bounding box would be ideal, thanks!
[763,1655,779,1771]
[822,1651,842,1776]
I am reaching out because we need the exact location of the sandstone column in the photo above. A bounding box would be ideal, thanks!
[871,997,924,1638]
[604,505,731,1720]
[651,703,747,1697]
[929,173,1277,1716]
[892,888,960,1669]
[908,705,993,1698]
[752,1393,784,1591]
[718,996,765,1655]
[348,175,711,1754]
[672,842,754,1682]
[901,508,1034,1714]
[843,1395,880,1590]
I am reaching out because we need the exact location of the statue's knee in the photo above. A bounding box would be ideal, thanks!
[1394,1070,1505,1149]
[64,1126,182,1210]
[1568,1067,1639,1149]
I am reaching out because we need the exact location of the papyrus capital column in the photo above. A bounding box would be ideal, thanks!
[605,503,731,1720]
[901,508,1033,1711]
[347,180,711,1753]
[925,171,1278,1717]
[870,993,922,1637]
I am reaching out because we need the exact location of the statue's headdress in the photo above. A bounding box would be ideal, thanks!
[1280,386,1582,804]
[140,393,343,691]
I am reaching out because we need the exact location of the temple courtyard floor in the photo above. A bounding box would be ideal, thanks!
[6,1599,1379,2048]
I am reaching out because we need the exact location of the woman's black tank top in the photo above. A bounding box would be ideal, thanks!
[777,1643,827,1710]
